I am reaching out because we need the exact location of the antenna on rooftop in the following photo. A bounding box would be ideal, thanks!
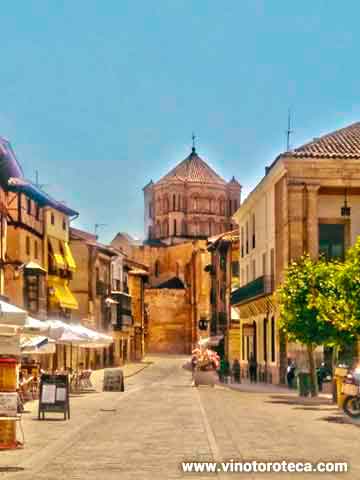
[191,132,196,153]
[286,108,293,151]
[94,223,107,237]
[34,170,50,190]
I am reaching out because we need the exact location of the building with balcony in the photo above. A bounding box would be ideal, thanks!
[232,121,360,384]
[207,230,239,360]
[70,228,117,368]
[0,138,78,326]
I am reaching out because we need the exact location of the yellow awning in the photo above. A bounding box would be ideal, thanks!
[63,242,77,271]
[48,277,78,310]
[49,237,66,270]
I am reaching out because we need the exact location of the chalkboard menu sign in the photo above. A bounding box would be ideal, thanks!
[38,374,70,420]
[103,369,124,392]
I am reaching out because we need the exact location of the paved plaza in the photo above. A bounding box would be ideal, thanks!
[0,356,359,479]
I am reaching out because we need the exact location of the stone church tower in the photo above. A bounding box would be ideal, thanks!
[143,146,241,245]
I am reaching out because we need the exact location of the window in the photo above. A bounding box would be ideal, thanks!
[245,221,249,254]
[173,219,177,236]
[263,317,268,362]
[173,194,176,211]
[26,236,31,256]
[96,267,100,282]
[220,199,225,216]
[63,218,67,231]
[34,240,38,259]
[51,213,55,225]
[35,204,40,221]
[252,214,256,249]
[231,261,239,277]
[319,224,345,260]
[242,328,245,361]
[271,316,276,362]
[154,260,160,277]
[193,198,198,211]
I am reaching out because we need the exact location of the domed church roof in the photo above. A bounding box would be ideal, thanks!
[156,147,226,186]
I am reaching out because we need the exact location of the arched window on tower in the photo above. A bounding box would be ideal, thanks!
[173,219,177,236]
[219,197,225,216]
[163,196,169,213]
[173,194,176,211]
[178,195,181,211]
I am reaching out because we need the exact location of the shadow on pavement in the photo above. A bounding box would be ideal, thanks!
[0,467,25,472]
[266,394,332,406]
[319,415,359,426]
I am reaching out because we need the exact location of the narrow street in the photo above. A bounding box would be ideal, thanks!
[1,356,359,479]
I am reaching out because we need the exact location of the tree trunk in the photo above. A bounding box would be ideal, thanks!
[307,344,318,397]
[332,346,339,403]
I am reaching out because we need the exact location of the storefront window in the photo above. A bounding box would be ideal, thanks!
[319,224,345,260]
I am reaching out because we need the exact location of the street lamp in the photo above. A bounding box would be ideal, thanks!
[341,189,351,217]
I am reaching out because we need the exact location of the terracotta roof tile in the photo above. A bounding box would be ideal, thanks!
[156,148,226,185]
[288,122,360,158]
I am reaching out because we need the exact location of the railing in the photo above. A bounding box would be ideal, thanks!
[231,275,274,306]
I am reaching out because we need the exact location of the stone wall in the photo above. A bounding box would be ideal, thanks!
[145,289,191,354]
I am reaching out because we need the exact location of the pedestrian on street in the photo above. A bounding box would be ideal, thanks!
[218,358,230,383]
[286,358,296,389]
[232,358,241,383]
[249,354,257,383]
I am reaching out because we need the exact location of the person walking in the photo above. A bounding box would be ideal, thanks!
[232,358,241,383]
[286,359,296,389]
[249,354,257,383]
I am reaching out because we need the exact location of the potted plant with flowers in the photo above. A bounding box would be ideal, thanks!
[192,346,220,387]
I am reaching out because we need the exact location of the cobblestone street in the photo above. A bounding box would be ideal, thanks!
[0,356,359,479]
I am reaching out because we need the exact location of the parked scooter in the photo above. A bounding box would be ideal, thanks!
[343,367,360,418]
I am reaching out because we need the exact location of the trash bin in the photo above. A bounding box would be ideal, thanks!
[297,372,311,397]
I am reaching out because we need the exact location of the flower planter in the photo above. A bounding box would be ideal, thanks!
[193,369,217,387]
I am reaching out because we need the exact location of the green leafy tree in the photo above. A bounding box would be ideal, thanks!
[277,256,346,396]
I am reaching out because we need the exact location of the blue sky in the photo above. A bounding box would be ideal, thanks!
[1,1,360,242]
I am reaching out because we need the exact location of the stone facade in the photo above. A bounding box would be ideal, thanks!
[145,289,191,354]
[207,230,239,358]
[112,234,211,354]
[233,122,360,384]
[143,147,241,245]
[70,228,117,369]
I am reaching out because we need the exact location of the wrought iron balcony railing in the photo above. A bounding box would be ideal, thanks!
[231,275,274,306]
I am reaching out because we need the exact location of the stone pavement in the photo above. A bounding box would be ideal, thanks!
[0,356,359,480]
